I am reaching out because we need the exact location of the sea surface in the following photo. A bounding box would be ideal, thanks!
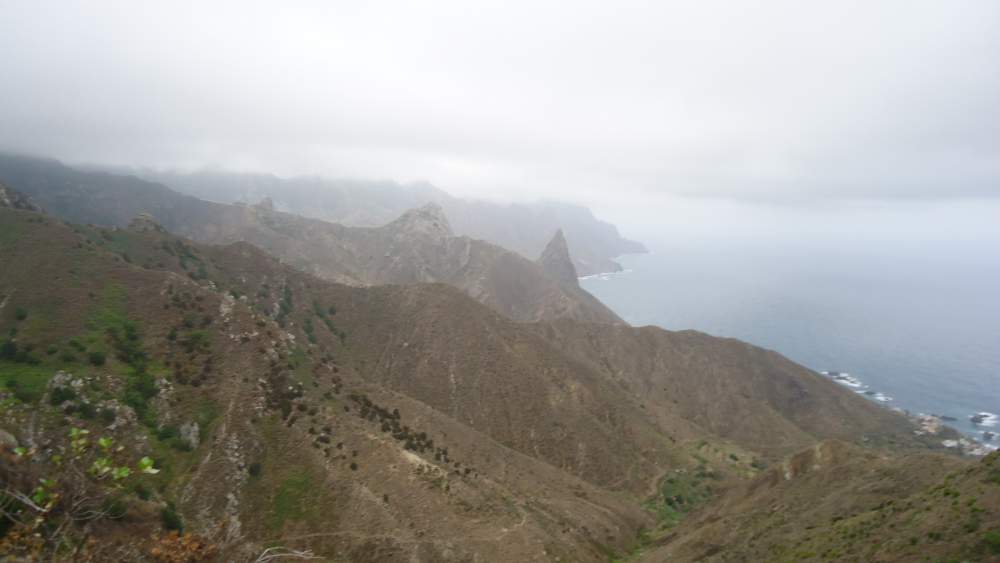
[581,239,1000,447]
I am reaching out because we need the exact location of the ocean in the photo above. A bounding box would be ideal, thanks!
[581,238,1000,448]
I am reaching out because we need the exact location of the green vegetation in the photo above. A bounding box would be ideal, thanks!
[181,330,211,354]
[650,469,715,528]
[313,300,346,342]
[2,366,45,403]
[87,350,106,366]
[161,503,184,532]
[49,386,76,405]
[1,427,163,554]
[77,401,96,419]
[86,284,128,333]
[0,217,26,247]
[156,426,192,452]
[86,313,161,429]
[1,330,41,366]
[269,470,314,530]
[194,397,221,429]
[985,530,1000,555]
[303,316,317,344]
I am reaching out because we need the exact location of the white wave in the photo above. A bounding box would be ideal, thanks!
[970,412,999,427]
[821,371,866,389]
[578,268,634,282]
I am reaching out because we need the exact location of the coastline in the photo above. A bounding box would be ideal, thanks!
[576,251,649,281]
[580,251,997,457]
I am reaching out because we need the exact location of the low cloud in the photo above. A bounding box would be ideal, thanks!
[1,0,998,205]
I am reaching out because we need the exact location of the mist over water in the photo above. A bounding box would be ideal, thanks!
[583,234,1000,444]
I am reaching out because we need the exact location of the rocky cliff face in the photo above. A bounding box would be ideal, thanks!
[387,202,452,240]
[537,229,579,286]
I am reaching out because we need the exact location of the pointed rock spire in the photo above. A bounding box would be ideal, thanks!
[537,229,578,286]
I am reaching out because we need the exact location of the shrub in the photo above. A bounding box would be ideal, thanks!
[182,331,210,354]
[157,426,180,443]
[0,338,39,365]
[100,407,117,423]
[169,439,193,452]
[88,351,106,366]
[134,483,152,501]
[5,379,40,403]
[77,402,97,419]
[985,530,1000,554]
[49,386,77,405]
[14,307,27,321]
[161,505,183,532]
[248,462,262,478]
[0,339,14,361]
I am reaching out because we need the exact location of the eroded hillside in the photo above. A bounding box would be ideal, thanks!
[1,193,994,562]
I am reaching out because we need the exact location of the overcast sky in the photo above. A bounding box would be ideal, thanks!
[2,0,999,217]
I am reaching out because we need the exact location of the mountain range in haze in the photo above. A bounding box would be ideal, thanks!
[93,166,648,277]
[1,155,998,562]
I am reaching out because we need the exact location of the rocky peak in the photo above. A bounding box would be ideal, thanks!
[127,212,166,233]
[389,203,453,238]
[537,229,578,286]
[0,182,42,212]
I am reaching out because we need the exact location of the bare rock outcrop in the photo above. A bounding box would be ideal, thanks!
[537,228,579,286]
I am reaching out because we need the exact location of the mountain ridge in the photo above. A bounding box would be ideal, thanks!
[0,153,622,325]
[94,166,648,275]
